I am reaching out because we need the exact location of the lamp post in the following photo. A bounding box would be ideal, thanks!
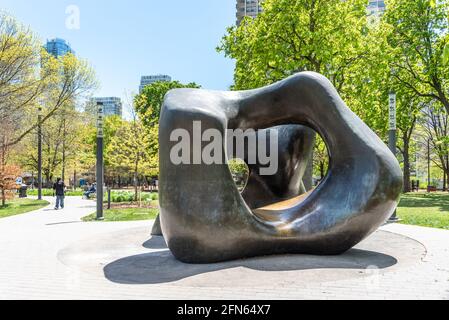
[388,92,399,222]
[37,106,43,201]
[427,138,431,191]
[96,102,104,220]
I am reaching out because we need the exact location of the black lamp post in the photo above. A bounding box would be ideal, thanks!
[96,102,104,220]
[37,106,43,201]
[388,92,399,222]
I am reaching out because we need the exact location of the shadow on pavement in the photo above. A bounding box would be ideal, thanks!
[46,221,83,226]
[103,246,398,285]
[142,236,167,250]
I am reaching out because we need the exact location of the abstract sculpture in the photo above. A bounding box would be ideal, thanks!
[158,72,403,264]
[151,124,315,236]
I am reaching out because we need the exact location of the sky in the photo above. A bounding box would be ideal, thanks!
[0,0,237,117]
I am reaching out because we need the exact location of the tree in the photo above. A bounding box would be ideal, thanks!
[75,114,126,187]
[396,93,422,192]
[218,0,376,93]
[0,119,20,206]
[384,0,449,114]
[107,119,158,201]
[0,12,97,151]
[0,12,42,132]
[134,80,200,181]
[313,136,329,181]
[16,106,87,187]
[0,164,20,207]
[134,81,200,128]
[420,103,449,190]
[218,0,387,189]
[0,12,97,191]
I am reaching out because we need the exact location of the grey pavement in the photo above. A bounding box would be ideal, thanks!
[0,196,448,300]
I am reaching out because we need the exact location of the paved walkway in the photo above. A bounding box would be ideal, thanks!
[0,196,448,300]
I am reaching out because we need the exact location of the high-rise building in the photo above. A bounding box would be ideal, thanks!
[236,0,263,25]
[89,97,123,117]
[45,38,75,58]
[139,75,172,93]
[367,0,386,19]
[236,1,387,26]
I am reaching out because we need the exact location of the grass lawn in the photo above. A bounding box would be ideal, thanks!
[397,192,449,230]
[83,207,159,222]
[80,193,449,229]
[27,188,84,197]
[0,198,50,219]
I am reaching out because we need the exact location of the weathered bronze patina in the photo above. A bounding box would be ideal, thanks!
[158,72,403,263]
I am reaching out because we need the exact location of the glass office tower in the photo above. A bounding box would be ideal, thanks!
[45,38,75,58]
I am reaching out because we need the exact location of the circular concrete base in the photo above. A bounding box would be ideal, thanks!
[58,226,426,288]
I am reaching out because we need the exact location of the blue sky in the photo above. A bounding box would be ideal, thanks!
[1,0,236,116]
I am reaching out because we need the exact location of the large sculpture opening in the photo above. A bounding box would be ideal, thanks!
[225,125,330,226]
[229,158,250,192]
[157,72,403,264]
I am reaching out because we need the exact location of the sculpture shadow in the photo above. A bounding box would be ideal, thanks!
[142,236,167,250]
[104,243,398,285]
[46,221,83,226]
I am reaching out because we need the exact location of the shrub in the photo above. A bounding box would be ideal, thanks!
[109,191,159,203]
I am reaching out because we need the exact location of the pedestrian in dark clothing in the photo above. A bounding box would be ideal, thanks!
[53,178,65,210]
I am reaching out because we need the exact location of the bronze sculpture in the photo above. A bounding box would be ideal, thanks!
[157,72,403,263]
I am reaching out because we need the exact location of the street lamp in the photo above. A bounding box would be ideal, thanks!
[388,92,399,222]
[427,138,431,191]
[96,102,104,220]
[37,106,43,201]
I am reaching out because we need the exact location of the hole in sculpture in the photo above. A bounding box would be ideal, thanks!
[229,158,250,193]
[313,134,330,188]
[227,126,330,214]
[253,133,330,217]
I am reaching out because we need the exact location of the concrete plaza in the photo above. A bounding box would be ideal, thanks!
[0,196,448,300]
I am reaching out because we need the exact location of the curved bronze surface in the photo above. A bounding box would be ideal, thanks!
[241,125,315,209]
[152,124,315,236]
[158,72,403,263]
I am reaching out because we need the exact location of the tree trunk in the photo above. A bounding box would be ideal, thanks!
[438,89,449,115]
[304,134,317,190]
[134,166,138,202]
[446,172,449,191]
[61,148,66,183]
[1,137,6,206]
[61,119,66,183]
[320,162,325,180]
[445,156,449,192]
[45,172,52,188]
[443,173,447,192]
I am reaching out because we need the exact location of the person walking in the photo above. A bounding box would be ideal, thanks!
[53,178,66,210]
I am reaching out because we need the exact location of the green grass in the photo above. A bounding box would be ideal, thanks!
[80,193,449,228]
[0,198,50,219]
[82,207,159,222]
[109,191,159,203]
[27,188,84,197]
[26,189,159,203]
[397,192,449,230]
